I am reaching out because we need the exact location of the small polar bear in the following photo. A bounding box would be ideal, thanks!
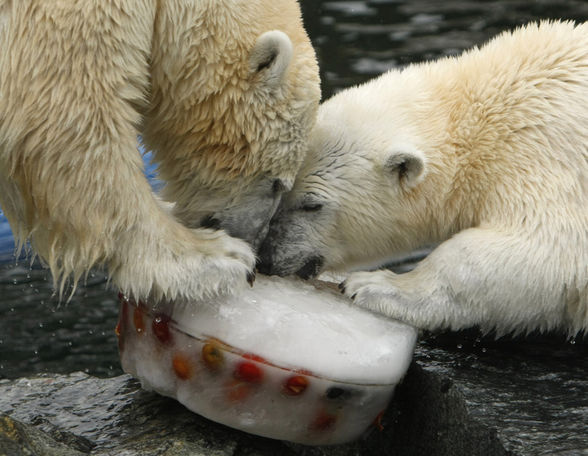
[0,1,320,301]
[259,21,588,337]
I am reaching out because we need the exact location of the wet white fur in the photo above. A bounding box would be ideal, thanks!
[267,21,588,336]
[0,1,320,301]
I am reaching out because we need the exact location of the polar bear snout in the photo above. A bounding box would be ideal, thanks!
[256,230,324,279]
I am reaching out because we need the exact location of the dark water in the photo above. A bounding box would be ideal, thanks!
[301,0,588,98]
[1,1,587,453]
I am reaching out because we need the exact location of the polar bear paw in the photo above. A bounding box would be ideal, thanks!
[180,232,258,299]
[115,227,257,304]
[340,270,424,327]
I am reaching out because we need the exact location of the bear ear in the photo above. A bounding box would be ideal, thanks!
[384,145,427,189]
[249,30,293,87]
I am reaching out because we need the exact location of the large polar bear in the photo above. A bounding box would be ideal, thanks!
[259,21,588,336]
[0,1,320,301]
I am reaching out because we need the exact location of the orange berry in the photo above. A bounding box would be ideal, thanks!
[202,343,224,371]
[225,380,253,402]
[172,353,193,380]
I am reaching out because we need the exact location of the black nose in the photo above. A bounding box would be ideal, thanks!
[295,256,324,280]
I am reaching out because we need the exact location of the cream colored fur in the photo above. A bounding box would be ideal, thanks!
[0,1,320,301]
[260,21,588,336]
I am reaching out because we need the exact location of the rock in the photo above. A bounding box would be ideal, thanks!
[415,331,588,455]
[0,415,86,456]
[0,364,513,456]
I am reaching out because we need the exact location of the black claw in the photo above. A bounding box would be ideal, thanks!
[351,293,357,300]
[338,282,346,294]
[247,270,256,287]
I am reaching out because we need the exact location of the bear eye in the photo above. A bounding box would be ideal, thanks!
[301,203,323,212]
[200,214,221,230]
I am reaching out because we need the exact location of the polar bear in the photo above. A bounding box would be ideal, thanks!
[258,21,588,336]
[0,1,320,301]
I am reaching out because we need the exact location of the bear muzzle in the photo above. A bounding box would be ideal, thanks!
[256,246,324,280]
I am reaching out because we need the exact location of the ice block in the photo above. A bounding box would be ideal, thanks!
[117,275,417,445]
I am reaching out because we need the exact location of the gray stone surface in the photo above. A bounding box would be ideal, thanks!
[414,333,588,456]
[0,363,513,456]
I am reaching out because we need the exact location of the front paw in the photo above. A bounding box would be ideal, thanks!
[340,270,418,323]
[192,232,257,297]
[114,228,257,303]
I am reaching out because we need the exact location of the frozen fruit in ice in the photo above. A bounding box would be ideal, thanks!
[242,353,268,364]
[283,375,309,396]
[152,314,172,344]
[310,410,337,431]
[116,302,129,351]
[234,361,263,383]
[225,380,253,402]
[172,353,194,380]
[202,342,224,371]
[117,275,418,445]
[133,307,145,334]
[373,410,385,431]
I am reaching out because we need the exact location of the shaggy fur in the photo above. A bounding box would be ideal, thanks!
[259,21,588,336]
[0,0,320,301]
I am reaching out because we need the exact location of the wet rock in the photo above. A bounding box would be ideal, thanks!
[0,365,513,456]
[415,331,588,455]
[0,415,85,456]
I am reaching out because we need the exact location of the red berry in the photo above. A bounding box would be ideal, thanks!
[116,301,129,351]
[152,313,172,344]
[234,361,263,383]
[133,307,145,334]
[294,368,314,376]
[242,353,268,364]
[119,300,129,329]
[309,410,337,431]
[373,410,385,431]
[283,375,309,396]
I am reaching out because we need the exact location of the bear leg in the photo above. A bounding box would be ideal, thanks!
[0,2,256,302]
[342,227,574,336]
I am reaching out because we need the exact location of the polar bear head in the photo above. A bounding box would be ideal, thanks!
[258,70,448,277]
[146,0,321,250]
